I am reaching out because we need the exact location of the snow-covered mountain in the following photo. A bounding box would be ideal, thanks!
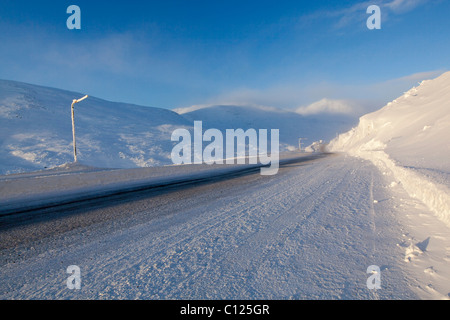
[329,71,450,227]
[0,80,358,175]
[175,104,357,150]
[0,80,191,175]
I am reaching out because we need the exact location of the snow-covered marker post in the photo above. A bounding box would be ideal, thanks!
[71,95,88,162]
[298,138,307,152]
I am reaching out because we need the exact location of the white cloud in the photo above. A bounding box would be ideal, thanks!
[201,86,307,110]
[385,0,430,13]
[295,98,356,116]
[173,104,210,114]
[388,70,444,82]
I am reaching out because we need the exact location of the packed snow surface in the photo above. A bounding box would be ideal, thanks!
[0,155,430,299]
[1,154,449,299]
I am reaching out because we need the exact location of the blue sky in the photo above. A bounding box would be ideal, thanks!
[0,0,449,113]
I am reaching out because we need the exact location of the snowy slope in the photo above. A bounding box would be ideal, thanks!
[0,80,191,175]
[0,80,357,175]
[175,104,356,151]
[328,71,450,227]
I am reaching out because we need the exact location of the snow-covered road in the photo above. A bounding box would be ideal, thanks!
[0,154,431,299]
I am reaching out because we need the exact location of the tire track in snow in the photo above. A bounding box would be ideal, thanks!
[96,158,334,298]
[235,159,371,299]
[164,160,349,298]
[163,157,368,298]
[219,160,352,273]
[367,170,380,300]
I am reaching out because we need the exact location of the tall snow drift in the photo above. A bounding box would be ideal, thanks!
[329,71,450,227]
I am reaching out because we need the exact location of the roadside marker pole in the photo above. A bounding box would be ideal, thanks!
[71,95,88,162]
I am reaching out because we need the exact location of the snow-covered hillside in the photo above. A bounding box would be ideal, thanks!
[0,80,191,175]
[0,80,358,175]
[329,71,450,227]
[175,104,356,151]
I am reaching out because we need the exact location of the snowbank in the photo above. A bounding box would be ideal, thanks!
[305,140,327,153]
[329,71,450,227]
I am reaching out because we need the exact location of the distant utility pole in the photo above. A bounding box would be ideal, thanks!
[71,95,88,162]
[298,138,307,152]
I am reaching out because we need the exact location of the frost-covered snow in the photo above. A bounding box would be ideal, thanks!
[329,71,450,299]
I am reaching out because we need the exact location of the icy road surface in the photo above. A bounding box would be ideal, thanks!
[0,154,437,299]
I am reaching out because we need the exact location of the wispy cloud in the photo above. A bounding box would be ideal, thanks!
[0,25,207,106]
[299,0,432,30]
[385,0,430,13]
